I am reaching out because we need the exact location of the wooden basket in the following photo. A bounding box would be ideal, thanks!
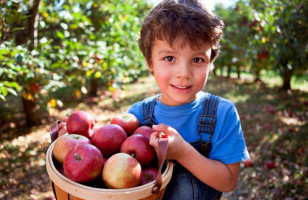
[46,142,174,200]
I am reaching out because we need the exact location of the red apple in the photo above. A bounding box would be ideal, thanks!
[264,123,271,130]
[141,167,158,185]
[30,82,41,92]
[266,105,275,114]
[243,159,253,168]
[63,143,103,183]
[91,124,127,157]
[53,134,91,164]
[121,134,155,167]
[133,126,154,140]
[66,111,95,138]
[266,160,275,169]
[102,153,142,189]
[111,112,139,135]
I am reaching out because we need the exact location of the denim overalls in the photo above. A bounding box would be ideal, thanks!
[141,93,222,200]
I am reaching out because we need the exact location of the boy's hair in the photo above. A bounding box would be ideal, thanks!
[139,0,224,67]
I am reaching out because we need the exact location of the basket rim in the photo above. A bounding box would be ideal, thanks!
[46,140,174,199]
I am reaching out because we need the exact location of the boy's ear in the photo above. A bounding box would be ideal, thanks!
[145,59,154,73]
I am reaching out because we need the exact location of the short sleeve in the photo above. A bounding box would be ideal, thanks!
[128,102,144,124]
[209,102,250,164]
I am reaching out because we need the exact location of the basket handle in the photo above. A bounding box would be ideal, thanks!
[49,120,62,142]
[152,133,168,194]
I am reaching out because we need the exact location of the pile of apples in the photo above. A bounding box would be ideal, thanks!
[52,110,159,189]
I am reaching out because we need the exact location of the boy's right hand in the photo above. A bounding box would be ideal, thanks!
[57,117,68,137]
[150,124,190,161]
[50,117,68,142]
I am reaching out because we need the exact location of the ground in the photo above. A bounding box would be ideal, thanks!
[0,75,307,200]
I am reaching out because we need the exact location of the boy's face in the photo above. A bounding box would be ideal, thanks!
[147,37,212,106]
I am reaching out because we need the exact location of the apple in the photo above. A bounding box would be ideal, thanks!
[63,143,103,183]
[141,167,158,185]
[111,112,139,135]
[264,123,271,130]
[133,126,154,140]
[243,159,253,168]
[102,153,142,189]
[91,124,127,157]
[266,105,275,114]
[53,134,91,164]
[30,82,41,93]
[266,160,275,169]
[66,111,95,138]
[121,134,155,167]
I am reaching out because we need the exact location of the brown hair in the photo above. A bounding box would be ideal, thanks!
[139,0,224,66]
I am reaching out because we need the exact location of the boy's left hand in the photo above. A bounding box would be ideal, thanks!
[150,124,189,161]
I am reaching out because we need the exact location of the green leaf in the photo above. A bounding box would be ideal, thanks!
[0,95,5,102]
[57,31,65,39]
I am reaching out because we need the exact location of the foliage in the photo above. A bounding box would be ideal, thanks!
[214,0,308,89]
[0,0,151,126]
[0,0,151,103]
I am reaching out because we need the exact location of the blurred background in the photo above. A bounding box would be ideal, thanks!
[0,0,307,199]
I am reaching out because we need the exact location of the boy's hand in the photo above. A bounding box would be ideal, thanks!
[50,117,68,142]
[150,124,189,161]
[57,117,68,137]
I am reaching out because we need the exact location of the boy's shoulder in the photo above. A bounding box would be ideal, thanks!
[217,95,235,107]
[129,94,160,109]
[199,92,235,107]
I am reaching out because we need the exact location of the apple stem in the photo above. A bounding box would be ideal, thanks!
[74,153,82,161]
[131,153,136,158]
[73,135,81,140]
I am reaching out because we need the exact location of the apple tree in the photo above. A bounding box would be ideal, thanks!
[248,0,308,89]
[0,0,151,126]
[214,1,254,79]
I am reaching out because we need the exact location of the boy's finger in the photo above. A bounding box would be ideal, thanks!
[149,131,160,148]
[152,124,176,135]
[57,122,66,129]
[152,123,168,132]
[62,117,68,122]
[58,127,67,137]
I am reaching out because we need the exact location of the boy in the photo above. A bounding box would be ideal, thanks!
[128,0,250,199]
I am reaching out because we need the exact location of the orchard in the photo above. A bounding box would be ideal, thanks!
[0,0,307,199]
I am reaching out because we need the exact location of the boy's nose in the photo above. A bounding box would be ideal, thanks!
[176,62,191,79]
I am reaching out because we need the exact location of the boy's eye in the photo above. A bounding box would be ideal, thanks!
[164,56,174,62]
[193,57,204,63]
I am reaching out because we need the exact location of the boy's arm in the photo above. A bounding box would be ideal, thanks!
[177,140,240,192]
[150,124,240,192]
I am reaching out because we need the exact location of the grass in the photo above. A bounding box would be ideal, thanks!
[214,68,308,92]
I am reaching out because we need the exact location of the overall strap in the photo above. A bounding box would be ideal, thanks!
[197,93,220,147]
[141,95,160,126]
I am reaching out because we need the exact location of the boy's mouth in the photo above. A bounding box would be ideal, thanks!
[171,84,192,90]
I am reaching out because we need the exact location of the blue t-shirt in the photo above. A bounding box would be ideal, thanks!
[128,92,250,164]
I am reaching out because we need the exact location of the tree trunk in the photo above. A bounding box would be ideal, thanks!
[254,69,261,82]
[89,78,98,97]
[22,95,41,126]
[220,67,224,76]
[227,65,231,78]
[28,0,42,50]
[20,0,44,127]
[213,68,216,76]
[237,66,241,79]
[282,67,293,91]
